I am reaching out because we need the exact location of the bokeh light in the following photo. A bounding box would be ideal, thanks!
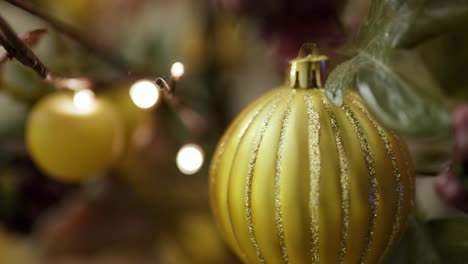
[170,62,185,79]
[129,80,160,109]
[73,89,95,112]
[176,144,204,175]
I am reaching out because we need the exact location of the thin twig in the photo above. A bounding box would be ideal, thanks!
[0,15,92,90]
[1,0,131,72]
[0,34,9,64]
[0,28,47,64]
[155,77,209,137]
[0,15,48,77]
[0,14,164,92]
[0,9,177,103]
[0,16,203,139]
[415,169,438,177]
[0,1,166,91]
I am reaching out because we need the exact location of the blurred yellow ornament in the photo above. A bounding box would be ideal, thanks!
[209,44,415,264]
[45,0,96,25]
[213,17,246,67]
[179,16,245,68]
[0,229,38,264]
[26,91,124,182]
[104,85,159,199]
[177,214,230,264]
[105,85,150,146]
[179,24,206,68]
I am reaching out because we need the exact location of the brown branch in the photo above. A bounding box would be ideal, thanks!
[0,0,165,92]
[0,35,10,64]
[155,77,209,137]
[0,15,48,77]
[0,2,205,147]
[0,15,97,90]
[0,28,47,64]
[0,14,160,92]
[0,14,203,142]
[1,0,132,73]
[0,10,177,103]
[415,168,445,177]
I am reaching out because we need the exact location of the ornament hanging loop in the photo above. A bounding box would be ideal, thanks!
[289,43,328,89]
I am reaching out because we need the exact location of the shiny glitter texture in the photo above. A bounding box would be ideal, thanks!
[322,94,350,264]
[305,93,321,263]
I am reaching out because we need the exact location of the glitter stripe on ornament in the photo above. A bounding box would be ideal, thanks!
[305,93,321,263]
[392,133,415,226]
[348,99,404,263]
[342,104,379,264]
[379,150,403,262]
[226,92,284,260]
[275,91,296,263]
[322,94,350,264]
[393,133,414,206]
[245,95,283,263]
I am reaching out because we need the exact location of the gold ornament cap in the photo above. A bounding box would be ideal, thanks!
[289,43,328,89]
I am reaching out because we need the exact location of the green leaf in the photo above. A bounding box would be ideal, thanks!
[324,59,354,106]
[391,0,468,49]
[326,0,468,139]
[356,54,450,138]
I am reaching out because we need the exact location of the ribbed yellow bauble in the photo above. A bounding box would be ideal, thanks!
[209,44,415,264]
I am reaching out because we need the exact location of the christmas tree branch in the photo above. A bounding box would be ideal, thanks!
[0,14,167,92]
[1,0,131,73]
[0,28,47,64]
[0,8,199,133]
[0,15,48,77]
[0,1,177,92]
[0,14,85,90]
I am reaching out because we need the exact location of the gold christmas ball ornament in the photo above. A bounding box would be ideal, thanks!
[209,44,415,264]
[26,91,124,182]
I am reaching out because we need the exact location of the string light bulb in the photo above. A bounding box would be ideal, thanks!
[129,80,160,109]
[176,144,204,175]
[171,62,185,79]
[73,89,95,112]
